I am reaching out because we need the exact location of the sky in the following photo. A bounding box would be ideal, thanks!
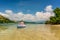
[0,0,60,22]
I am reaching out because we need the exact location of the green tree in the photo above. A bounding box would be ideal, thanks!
[53,8,60,17]
[0,15,15,23]
[45,8,60,24]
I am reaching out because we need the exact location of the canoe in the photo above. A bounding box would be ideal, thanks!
[17,25,26,28]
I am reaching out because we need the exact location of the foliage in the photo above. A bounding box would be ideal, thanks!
[0,15,15,23]
[53,8,60,17]
[45,8,60,24]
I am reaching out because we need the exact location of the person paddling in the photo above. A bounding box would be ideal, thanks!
[17,20,26,28]
[19,21,25,25]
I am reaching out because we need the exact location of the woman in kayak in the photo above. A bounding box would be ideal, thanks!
[19,21,25,25]
[17,20,26,28]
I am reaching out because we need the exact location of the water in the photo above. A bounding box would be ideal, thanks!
[0,24,60,40]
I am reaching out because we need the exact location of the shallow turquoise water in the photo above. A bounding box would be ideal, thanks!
[0,24,48,30]
[0,24,60,40]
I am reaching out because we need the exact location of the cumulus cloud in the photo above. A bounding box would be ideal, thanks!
[22,14,36,21]
[5,10,13,15]
[0,5,55,22]
[45,5,53,12]
[36,12,54,21]
[0,12,9,18]
[35,5,54,21]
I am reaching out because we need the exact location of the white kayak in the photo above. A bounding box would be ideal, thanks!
[17,25,26,28]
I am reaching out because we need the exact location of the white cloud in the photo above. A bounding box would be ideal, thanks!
[35,5,54,21]
[5,10,13,16]
[35,11,54,21]
[45,5,53,12]
[22,14,36,21]
[0,5,55,22]
[5,10,13,13]
[0,12,9,18]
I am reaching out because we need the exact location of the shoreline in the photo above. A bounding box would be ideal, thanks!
[45,24,60,27]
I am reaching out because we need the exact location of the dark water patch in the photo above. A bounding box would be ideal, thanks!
[0,26,8,31]
[0,23,16,31]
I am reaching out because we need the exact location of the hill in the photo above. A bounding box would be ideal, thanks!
[0,15,15,23]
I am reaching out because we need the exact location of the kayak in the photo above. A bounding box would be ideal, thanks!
[17,25,26,28]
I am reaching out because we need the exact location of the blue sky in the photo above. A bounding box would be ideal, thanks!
[0,0,59,22]
[0,0,60,14]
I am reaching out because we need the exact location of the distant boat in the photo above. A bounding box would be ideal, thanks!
[17,25,26,28]
[17,20,26,28]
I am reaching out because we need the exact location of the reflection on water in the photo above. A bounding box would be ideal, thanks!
[0,24,60,40]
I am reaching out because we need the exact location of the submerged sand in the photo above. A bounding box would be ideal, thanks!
[0,24,60,40]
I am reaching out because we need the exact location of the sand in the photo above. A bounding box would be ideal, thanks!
[0,25,60,40]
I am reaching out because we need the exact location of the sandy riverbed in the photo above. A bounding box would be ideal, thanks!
[0,24,60,40]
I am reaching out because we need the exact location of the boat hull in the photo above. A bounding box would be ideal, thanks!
[17,25,26,28]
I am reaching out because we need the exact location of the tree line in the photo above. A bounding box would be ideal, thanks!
[0,15,15,23]
[45,8,60,24]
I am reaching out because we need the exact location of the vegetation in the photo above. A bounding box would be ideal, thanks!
[45,8,60,24]
[0,15,15,23]
[24,21,44,24]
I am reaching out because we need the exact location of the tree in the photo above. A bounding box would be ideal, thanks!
[53,8,60,17]
[0,15,15,23]
[45,8,60,24]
